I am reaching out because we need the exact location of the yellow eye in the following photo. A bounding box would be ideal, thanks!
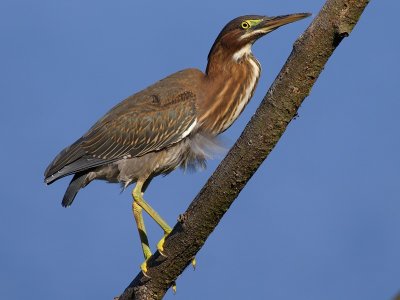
[241,21,250,29]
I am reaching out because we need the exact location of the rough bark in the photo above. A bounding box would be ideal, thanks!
[118,0,370,299]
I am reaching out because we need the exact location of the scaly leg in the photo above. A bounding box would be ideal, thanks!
[132,181,196,284]
[132,181,173,272]
[132,199,153,274]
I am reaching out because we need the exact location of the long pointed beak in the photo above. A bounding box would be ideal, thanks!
[258,13,311,33]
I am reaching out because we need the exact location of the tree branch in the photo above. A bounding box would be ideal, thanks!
[118,0,370,299]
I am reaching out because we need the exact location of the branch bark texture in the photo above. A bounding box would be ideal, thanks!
[119,0,369,299]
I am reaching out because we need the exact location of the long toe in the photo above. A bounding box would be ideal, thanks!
[156,233,170,257]
[140,259,151,278]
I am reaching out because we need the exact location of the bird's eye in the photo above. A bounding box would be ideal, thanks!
[241,21,250,29]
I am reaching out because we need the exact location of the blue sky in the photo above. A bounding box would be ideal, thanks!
[1,1,399,299]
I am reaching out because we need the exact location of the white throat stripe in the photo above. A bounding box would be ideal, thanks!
[232,44,252,62]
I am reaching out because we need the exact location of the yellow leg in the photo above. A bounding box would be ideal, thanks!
[132,181,195,289]
[132,201,152,274]
[133,181,172,233]
[132,181,173,274]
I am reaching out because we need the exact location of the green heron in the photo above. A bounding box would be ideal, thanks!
[45,13,310,274]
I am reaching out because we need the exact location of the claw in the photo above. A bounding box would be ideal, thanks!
[191,257,196,270]
[157,232,171,257]
[140,259,151,278]
[172,281,177,294]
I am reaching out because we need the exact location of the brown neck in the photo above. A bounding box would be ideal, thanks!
[198,44,261,135]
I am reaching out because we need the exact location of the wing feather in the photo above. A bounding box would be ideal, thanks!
[45,85,198,184]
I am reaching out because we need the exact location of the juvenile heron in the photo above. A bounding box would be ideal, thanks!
[44,13,310,273]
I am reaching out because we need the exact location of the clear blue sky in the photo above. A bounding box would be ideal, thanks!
[1,1,399,299]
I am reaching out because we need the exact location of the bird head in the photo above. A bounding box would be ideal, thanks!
[208,13,311,62]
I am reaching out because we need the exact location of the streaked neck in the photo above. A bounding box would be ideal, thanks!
[200,44,261,134]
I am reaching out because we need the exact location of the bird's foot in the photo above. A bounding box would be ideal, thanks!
[172,281,177,294]
[157,230,172,256]
[140,259,152,278]
[156,233,196,269]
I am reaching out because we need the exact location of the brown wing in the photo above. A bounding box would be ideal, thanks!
[82,90,197,160]
[44,69,202,183]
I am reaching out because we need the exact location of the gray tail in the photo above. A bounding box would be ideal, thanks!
[62,172,89,207]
